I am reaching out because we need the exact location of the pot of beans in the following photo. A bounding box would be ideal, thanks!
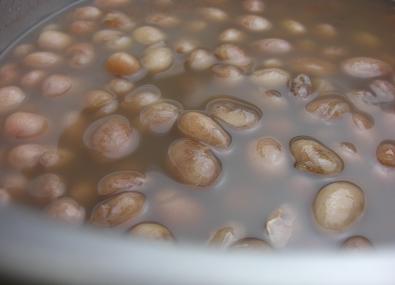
[0,0,395,284]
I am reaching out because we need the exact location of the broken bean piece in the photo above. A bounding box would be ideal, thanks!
[313,181,365,232]
[266,205,296,248]
[177,111,231,149]
[90,191,145,227]
[306,96,352,121]
[231,238,271,250]
[129,222,174,241]
[352,112,374,130]
[209,226,238,247]
[167,138,221,187]
[290,136,344,175]
[98,170,145,196]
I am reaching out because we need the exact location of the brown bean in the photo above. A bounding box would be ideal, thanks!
[28,173,66,204]
[122,85,161,112]
[266,205,296,248]
[242,0,264,12]
[289,74,313,99]
[211,64,243,82]
[166,138,221,186]
[231,238,271,250]
[342,57,392,79]
[0,64,19,86]
[73,6,102,20]
[8,144,48,170]
[369,80,395,104]
[342,236,373,250]
[141,47,173,73]
[290,136,344,175]
[103,11,135,31]
[209,226,238,247]
[0,86,26,114]
[46,197,85,225]
[313,181,365,232]
[93,29,132,50]
[23,52,62,69]
[83,115,139,160]
[98,170,146,196]
[84,90,118,115]
[281,19,306,35]
[107,78,134,95]
[140,100,181,134]
[238,15,271,32]
[129,222,174,241]
[69,20,97,35]
[219,29,245,43]
[133,26,165,45]
[207,97,262,129]
[187,49,216,71]
[306,96,352,121]
[4,111,48,139]
[177,111,231,149]
[376,140,395,168]
[215,44,251,68]
[352,112,374,130]
[106,52,141,76]
[173,38,198,54]
[41,74,73,98]
[290,57,335,76]
[90,191,145,227]
[253,38,292,54]
[20,70,47,88]
[37,30,72,51]
[67,43,95,69]
[39,148,74,170]
[251,68,290,88]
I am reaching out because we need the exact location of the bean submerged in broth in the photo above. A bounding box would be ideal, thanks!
[0,0,394,250]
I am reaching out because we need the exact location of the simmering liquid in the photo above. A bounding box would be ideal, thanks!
[0,0,394,249]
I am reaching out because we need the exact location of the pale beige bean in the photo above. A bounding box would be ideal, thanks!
[98,170,146,196]
[141,47,173,73]
[215,44,251,68]
[140,100,181,134]
[28,173,66,205]
[209,226,238,247]
[106,52,141,76]
[248,137,284,172]
[266,205,296,248]
[0,86,26,114]
[103,11,135,31]
[313,181,365,232]
[13,43,35,57]
[342,236,373,250]
[129,222,174,241]
[177,111,231,149]
[23,52,62,69]
[37,30,72,51]
[46,197,85,225]
[376,141,395,168]
[122,84,161,112]
[67,43,95,69]
[281,19,306,35]
[251,68,290,88]
[238,15,271,32]
[187,49,216,71]
[289,74,313,99]
[8,144,48,170]
[290,57,335,76]
[41,74,73,98]
[219,28,245,43]
[133,26,165,45]
[207,97,261,129]
[20,70,47,88]
[72,6,102,20]
[167,138,221,186]
[83,115,139,160]
[211,64,243,83]
[342,57,392,78]
[39,148,74,170]
[253,38,292,54]
[93,29,132,50]
[107,78,134,95]
[90,191,145,227]
[290,136,344,175]
[231,238,271,250]
[306,96,352,121]
[4,112,48,139]
[173,38,198,54]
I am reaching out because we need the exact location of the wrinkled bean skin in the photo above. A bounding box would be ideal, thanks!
[0,86,26,114]
[313,181,365,232]
[46,197,86,225]
[206,97,262,129]
[306,96,352,121]
[167,138,221,187]
[4,112,48,139]
[342,236,373,250]
[231,238,271,250]
[28,173,66,205]
[209,226,238,247]
[83,115,139,160]
[177,111,231,149]
[98,170,146,196]
[140,100,181,134]
[290,74,313,99]
[376,141,395,168]
[290,136,344,175]
[129,222,174,241]
[90,191,145,227]
[342,57,392,79]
